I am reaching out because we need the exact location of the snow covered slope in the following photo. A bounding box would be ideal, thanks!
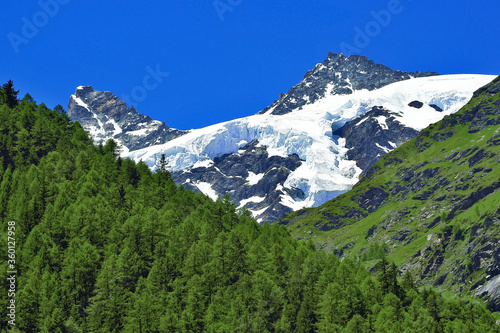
[125,74,497,222]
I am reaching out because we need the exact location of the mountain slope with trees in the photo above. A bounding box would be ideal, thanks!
[1,81,499,332]
[280,76,500,312]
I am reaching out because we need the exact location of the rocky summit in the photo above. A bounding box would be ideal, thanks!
[260,52,438,115]
[68,86,186,152]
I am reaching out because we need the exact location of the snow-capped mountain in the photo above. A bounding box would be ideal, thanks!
[68,86,186,153]
[69,54,496,222]
[260,53,438,115]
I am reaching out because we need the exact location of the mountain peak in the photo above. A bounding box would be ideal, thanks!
[76,85,95,92]
[261,53,439,115]
[68,87,186,152]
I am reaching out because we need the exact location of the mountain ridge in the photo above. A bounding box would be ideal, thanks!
[67,54,496,222]
[259,52,438,115]
[68,86,186,153]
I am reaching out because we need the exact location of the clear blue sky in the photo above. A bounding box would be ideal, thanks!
[1,0,498,130]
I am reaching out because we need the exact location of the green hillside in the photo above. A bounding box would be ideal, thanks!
[280,76,500,310]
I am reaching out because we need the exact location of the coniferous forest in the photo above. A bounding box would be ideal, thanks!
[1,82,499,332]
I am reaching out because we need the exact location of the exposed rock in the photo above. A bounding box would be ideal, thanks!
[434,273,448,286]
[173,140,304,222]
[260,53,438,115]
[408,100,424,109]
[68,86,186,151]
[447,181,500,220]
[333,106,419,171]
[352,187,389,213]
[366,225,378,239]
[422,251,444,278]
[429,104,443,112]
[427,216,441,229]
[314,208,367,231]
[432,131,454,142]
[468,149,490,167]
[392,229,411,242]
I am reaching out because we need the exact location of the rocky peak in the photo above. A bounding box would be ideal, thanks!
[260,53,439,115]
[68,86,187,152]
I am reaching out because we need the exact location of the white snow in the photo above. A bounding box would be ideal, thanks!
[71,95,106,137]
[376,143,392,153]
[249,206,269,223]
[108,119,123,136]
[280,191,307,211]
[355,117,368,126]
[246,172,265,185]
[238,195,265,208]
[124,74,497,218]
[375,116,389,130]
[192,159,214,169]
[71,94,90,109]
[195,182,218,201]
[126,128,150,137]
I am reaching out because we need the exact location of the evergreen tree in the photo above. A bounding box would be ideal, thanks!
[0,80,20,108]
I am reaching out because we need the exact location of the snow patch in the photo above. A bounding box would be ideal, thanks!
[247,172,265,185]
[126,128,150,137]
[193,159,214,169]
[375,116,388,130]
[280,191,307,211]
[238,196,265,208]
[375,143,392,153]
[355,117,368,127]
[195,182,218,201]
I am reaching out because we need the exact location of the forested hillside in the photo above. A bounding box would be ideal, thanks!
[1,81,498,332]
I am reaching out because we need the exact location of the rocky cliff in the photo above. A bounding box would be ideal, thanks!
[68,86,186,152]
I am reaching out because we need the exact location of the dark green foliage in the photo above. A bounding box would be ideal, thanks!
[0,80,19,109]
[0,82,498,332]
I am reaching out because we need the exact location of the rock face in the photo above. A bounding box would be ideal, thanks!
[173,140,304,222]
[260,53,438,115]
[333,106,420,171]
[67,86,186,152]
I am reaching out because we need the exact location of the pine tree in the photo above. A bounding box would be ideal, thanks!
[0,80,20,109]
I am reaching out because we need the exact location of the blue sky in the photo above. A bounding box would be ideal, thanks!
[1,0,499,130]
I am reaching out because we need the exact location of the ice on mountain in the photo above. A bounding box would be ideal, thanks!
[123,74,496,221]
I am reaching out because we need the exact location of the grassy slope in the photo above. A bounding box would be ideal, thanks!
[280,76,500,299]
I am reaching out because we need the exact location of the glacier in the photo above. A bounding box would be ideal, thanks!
[125,74,497,219]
